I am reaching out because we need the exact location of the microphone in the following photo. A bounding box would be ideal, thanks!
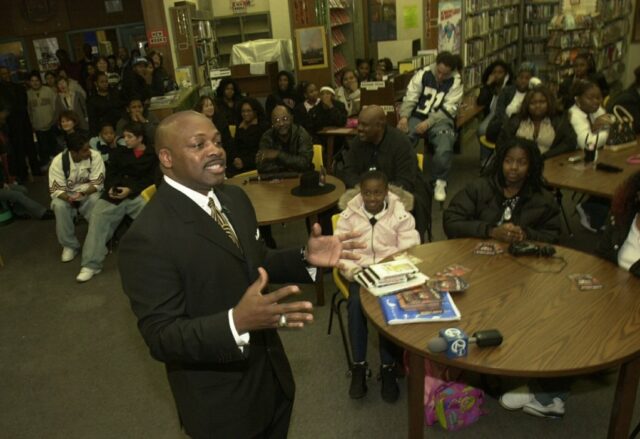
[508,242,556,257]
[243,172,300,184]
[427,329,503,358]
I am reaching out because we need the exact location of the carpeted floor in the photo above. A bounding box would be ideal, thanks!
[1,126,639,438]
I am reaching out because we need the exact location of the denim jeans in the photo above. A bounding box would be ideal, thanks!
[51,192,100,249]
[347,281,396,365]
[81,196,146,270]
[407,116,456,182]
[0,185,47,218]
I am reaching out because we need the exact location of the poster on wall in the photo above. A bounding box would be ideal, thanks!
[295,26,328,70]
[437,1,461,54]
[33,37,59,72]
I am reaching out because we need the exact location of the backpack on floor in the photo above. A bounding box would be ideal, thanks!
[405,352,485,430]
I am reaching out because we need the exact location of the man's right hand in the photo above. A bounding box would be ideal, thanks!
[397,117,409,133]
[232,267,313,334]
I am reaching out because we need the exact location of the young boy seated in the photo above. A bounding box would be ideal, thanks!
[89,121,125,165]
[76,122,158,282]
[334,170,420,403]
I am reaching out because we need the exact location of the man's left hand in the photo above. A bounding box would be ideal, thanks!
[305,223,364,269]
[415,120,430,135]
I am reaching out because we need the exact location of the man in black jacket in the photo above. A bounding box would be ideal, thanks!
[76,122,158,282]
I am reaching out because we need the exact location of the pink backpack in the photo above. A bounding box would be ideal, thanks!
[405,353,485,430]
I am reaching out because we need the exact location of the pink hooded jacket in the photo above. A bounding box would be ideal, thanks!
[336,186,421,280]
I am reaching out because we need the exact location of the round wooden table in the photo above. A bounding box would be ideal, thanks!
[360,238,640,438]
[226,174,346,306]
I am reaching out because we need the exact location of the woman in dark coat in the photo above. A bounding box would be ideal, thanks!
[558,52,609,111]
[226,97,268,177]
[497,86,577,159]
[194,95,232,151]
[214,78,242,126]
[265,71,300,118]
[444,138,561,243]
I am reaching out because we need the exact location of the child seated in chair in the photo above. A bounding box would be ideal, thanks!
[334,170,420,403]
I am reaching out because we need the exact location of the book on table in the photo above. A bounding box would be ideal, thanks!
[379,288,461,325]
[354,259,424,295]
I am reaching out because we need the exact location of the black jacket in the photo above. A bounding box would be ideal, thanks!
[559,73,609,111]
[497,114,577,159]
[102,145,158,202]
[486,85,519,142]
[87,90,123,135]
[308,100,348,138]
[443,176,562,243]
[257,124,313,174]
[227,122,268,176]
[596,214,640,277]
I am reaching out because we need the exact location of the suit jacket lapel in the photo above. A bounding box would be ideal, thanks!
[160,184,245,261]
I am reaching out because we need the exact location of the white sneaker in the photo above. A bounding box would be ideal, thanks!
[434,179,447,202]
[499,385,534,410]
[76,267,101,283]
[61,247,78,263]
[523,397,565,418]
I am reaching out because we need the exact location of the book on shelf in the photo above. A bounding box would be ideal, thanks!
[379,290,461,325]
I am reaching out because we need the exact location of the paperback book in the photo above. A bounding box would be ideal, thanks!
[379,291,461,325]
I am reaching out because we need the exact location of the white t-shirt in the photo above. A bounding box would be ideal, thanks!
[618,214,640,271]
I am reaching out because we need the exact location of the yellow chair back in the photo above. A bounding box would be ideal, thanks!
[140,184,157,202]
[417,153,424,171]
[234,169,258,179]
[229,125,237,138]
[479,135,496,150]
[331,213,350,299]
[313,144,324,171]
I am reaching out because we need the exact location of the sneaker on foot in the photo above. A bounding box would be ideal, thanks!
[349,363,369,399]
[76,267,101,283]
[61,247,78,263]
[434,179,447,202]
[380,364,399,403]
[522,397,565,418]
[499,385,534,410]
[576,203,597,233]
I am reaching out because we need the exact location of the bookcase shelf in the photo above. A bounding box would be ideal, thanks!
[212,13,272,67]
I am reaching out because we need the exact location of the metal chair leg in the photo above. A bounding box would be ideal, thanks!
[327,291,339,335]
[555,189,573,236]
[335,298,353,370]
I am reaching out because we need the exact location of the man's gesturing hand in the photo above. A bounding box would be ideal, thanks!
[232,267,313,334]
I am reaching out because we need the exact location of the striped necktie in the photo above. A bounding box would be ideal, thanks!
[208,197,240,248]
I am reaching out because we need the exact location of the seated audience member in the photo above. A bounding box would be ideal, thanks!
[443,138,561,243]
[375,58,393,81]
[257,105,313,175]
[335,170,420,403]
[397,51,463,202]
[87,71,122,135]
[226,97,268,177]
[214,78,242,126]
[356,58,375,82]
[486,62,538,143]
[607,65,640,133]
[194,95,232,150]
[335,69,361,118]
[89,121,125,164]
[293,81,320,134]
[0,153,53,220]
[597,171,640,276]
[266,70,299,117]
[83,63,97,96]
[115,97,159,146]
[308,86,348,140]
[76,122,158,282]
[120,57,152,105]
[27,70,58,169]
[57,110,88,151]
[341,105,431,240]
[48,132,105,262]
[477,60,513,139]
[55,77,88,131]
[497,86,577,159]
[558,52,609,111]
[568,80,614,232]
[148,51,174,97]
[44,71,57,89]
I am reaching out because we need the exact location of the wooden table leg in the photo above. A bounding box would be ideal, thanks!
[407,351,425,439]
[326,135,335,174]
[608,356,640,439]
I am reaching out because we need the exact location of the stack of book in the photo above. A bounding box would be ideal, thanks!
[355,260,427,296]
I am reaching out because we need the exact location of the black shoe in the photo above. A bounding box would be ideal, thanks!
[349,363,369,399]
[380,364,399,403]
[40,209,55,220]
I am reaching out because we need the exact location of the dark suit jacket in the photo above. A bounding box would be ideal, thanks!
[119,182,311,438]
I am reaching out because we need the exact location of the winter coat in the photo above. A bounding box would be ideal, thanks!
[597,213,640,277]
[497,114,577,159]
[443,176,561,243]
[336,187,420,280]
[257,124,313,174]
